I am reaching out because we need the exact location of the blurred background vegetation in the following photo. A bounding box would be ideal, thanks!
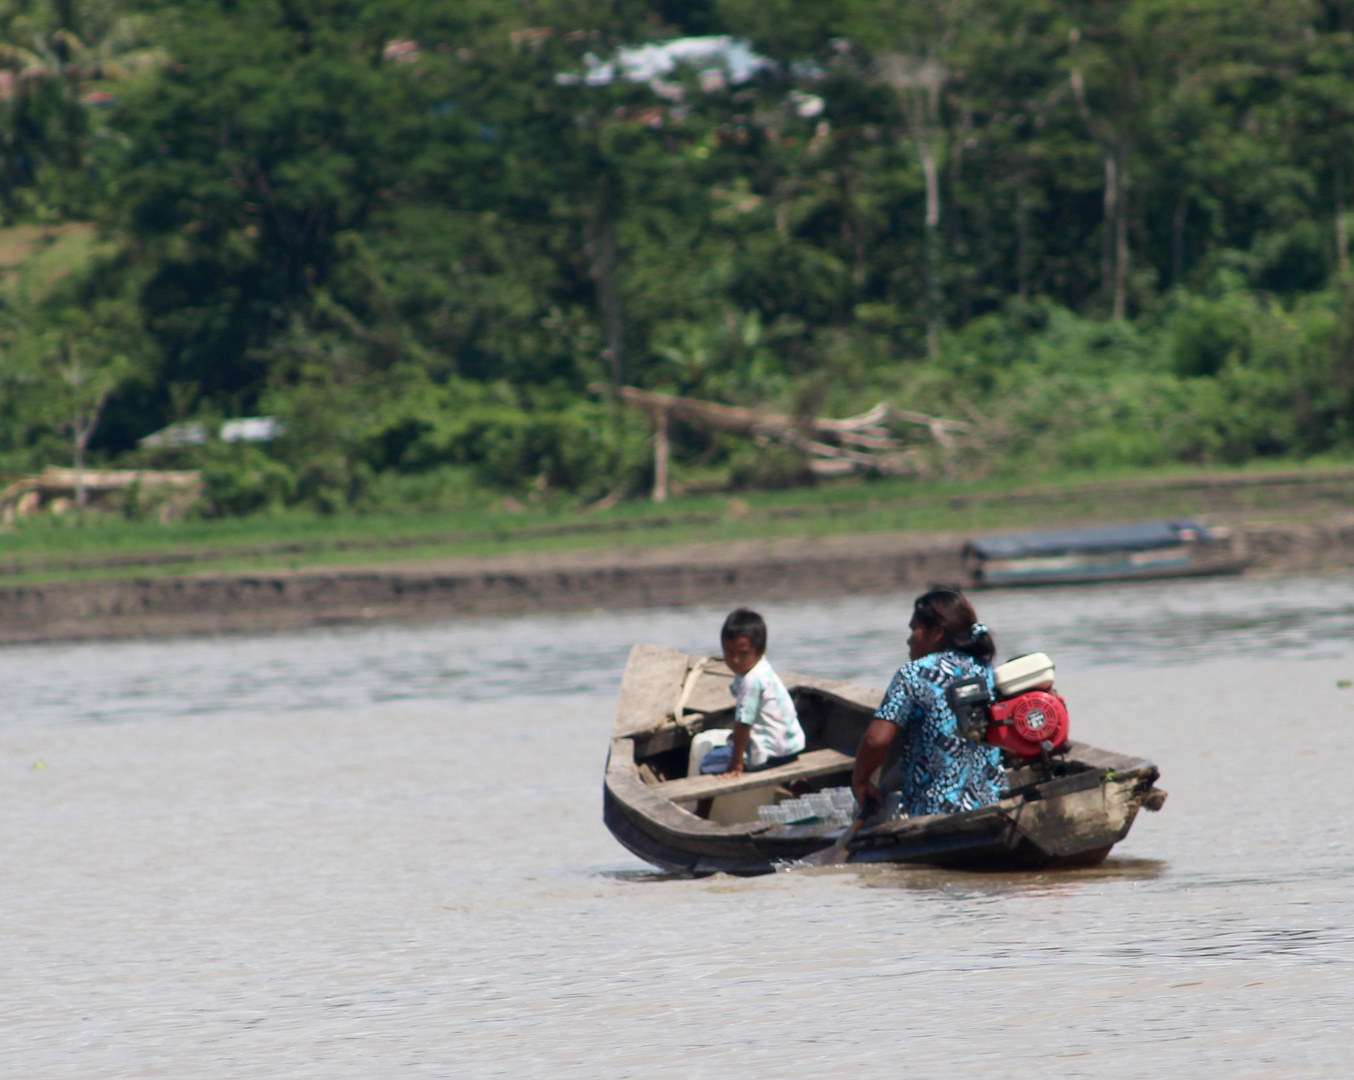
[5,0,1354,520]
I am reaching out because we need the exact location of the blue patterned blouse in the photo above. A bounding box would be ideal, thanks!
[875,650,1007,817]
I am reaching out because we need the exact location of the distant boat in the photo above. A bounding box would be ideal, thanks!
[964,519,1248,587]
[603,645,1166,877]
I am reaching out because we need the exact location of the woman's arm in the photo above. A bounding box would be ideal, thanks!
[852,717,898,812]
[854,664,912,810]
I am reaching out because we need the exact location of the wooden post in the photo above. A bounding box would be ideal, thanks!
[651,406,670,503]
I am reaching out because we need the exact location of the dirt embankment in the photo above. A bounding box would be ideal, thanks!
[2,518,1354,645]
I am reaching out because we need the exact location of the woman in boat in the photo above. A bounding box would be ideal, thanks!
[852,589,1006,819]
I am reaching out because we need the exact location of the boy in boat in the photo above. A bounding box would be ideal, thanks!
[700,608,806,778]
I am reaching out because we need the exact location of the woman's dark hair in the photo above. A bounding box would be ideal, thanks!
[721,608,767,654]
[912,588,995,665]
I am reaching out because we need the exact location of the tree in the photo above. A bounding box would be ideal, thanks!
[0,0,165,217]
[51,297,142,513]
[1290,18,1354,274]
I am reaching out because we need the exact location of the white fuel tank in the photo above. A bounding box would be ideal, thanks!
[993,652,1055,698]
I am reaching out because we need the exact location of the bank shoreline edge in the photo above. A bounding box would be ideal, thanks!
[1,517,1351,644]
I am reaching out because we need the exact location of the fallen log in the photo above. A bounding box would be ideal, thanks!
[601,385,985,499]
[0,466,202,522]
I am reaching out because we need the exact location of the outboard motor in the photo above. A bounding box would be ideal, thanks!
[947,652,1069,761]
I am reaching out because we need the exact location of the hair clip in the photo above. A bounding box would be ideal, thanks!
[970,622,989,639]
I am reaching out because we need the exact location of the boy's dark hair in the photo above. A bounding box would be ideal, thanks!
[912,588,996,665]
[721,608,767,654]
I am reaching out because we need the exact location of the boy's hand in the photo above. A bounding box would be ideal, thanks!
[719,722,751,780]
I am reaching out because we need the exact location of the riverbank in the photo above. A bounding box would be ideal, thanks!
[3,514,1353,644]
[5,460,1354,584]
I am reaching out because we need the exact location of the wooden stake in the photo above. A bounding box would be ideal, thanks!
[652,406,670,503]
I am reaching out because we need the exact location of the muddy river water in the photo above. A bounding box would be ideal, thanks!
[1,575,1351,1077]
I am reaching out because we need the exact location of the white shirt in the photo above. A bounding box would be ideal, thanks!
[730,656,806,768]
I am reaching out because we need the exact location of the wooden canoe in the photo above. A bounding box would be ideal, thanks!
[963,518,1248,587]
[603,644,1166,877]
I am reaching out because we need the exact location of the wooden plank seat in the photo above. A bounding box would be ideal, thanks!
[651,748,854,802]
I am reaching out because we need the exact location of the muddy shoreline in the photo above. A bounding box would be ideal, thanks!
[2,518,1352,645]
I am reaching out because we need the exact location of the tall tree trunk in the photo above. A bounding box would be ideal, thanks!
[949,123,972,322]
[585,177,625,386]
[1113,140,1129,321]
[947,121,966,261]
[1101,148,1117,312]
[917,131,942,360]
[877,53,949,359]
[1016,170,1030,302]
[60,353,108,527]
[1337,156,1349,274]
[840,162,865,292]
[978,139,996,300]
[1071,43,1127,317]
[71,403,104,526]
[1172,188,1188,287]
[774,181,791,243]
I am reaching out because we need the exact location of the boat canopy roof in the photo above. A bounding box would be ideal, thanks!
[966,519,1211,560]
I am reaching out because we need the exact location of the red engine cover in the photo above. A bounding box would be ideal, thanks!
[987,691,1070,759]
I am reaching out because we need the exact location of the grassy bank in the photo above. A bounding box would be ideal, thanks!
[4,460,1354,586]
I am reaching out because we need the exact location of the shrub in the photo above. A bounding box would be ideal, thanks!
[201,444,296,516]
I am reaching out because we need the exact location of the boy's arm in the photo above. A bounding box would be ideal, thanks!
[719,723,752,777]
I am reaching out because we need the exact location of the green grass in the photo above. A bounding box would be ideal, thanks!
[5,458,1354,586]
[0,222,109,304]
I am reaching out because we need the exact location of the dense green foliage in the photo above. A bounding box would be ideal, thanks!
[4,0,1354,514]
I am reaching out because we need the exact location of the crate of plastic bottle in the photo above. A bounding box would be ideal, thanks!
[759,795,854,826]
[804,792,835,817]
[757,803,791,824]
[758,802,812,825]
[826,787,857,813]
[786,798,819,822]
